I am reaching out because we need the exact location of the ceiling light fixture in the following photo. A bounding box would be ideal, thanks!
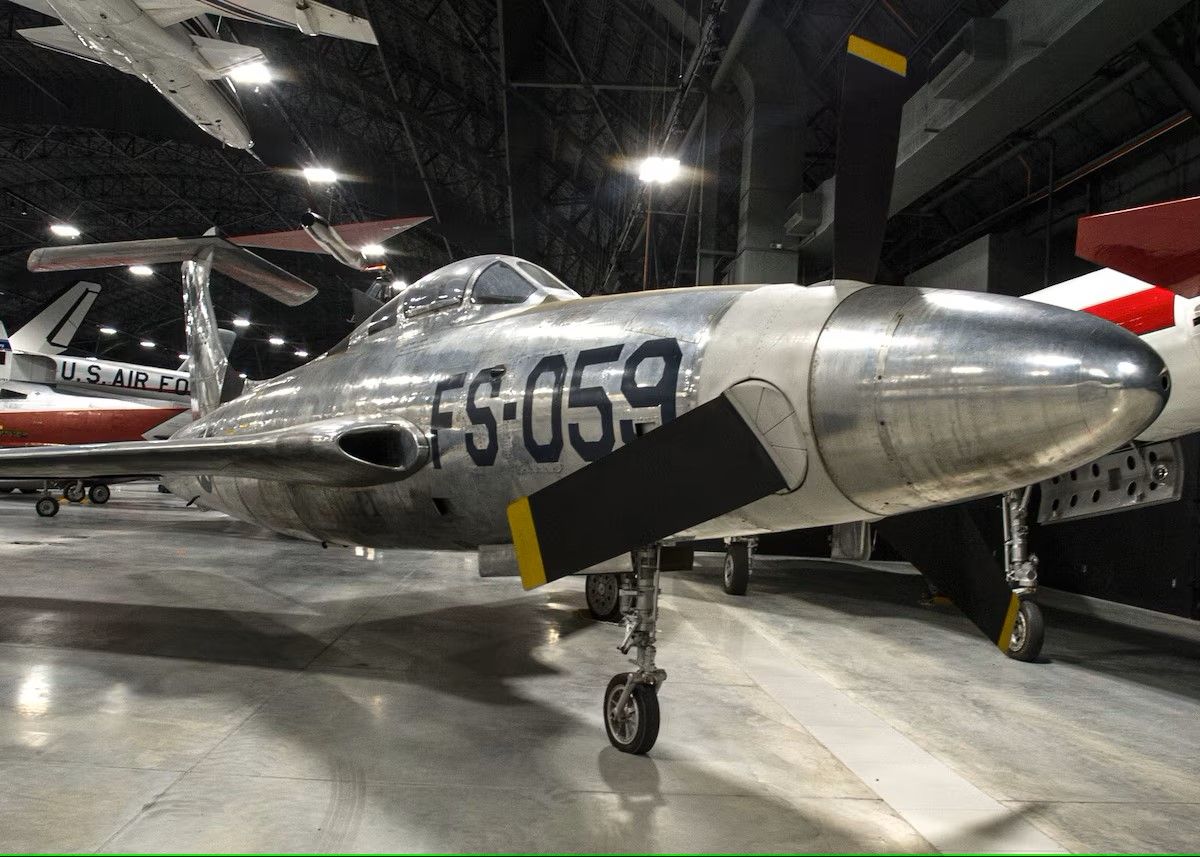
[228,61,272,85]
[268,336,285,346]
[99,326,117,335]
[232,317,251,328]
[140,339,155,348]
[128,265,153,277]
[302,166,338,184]
[49,223,80,238]
[638,155,681,184]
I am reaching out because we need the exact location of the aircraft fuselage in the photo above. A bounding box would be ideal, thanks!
[163,276,1166,551]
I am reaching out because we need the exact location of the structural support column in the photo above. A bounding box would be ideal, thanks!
[695,95,731,284]
[729,15,804,285]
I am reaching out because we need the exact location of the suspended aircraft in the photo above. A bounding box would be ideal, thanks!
[0,37,1173,755]
[9,0,377,149]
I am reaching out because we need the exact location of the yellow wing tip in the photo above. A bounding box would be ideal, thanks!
[848,34,908,77]
[507,496,547,590]
[996,594,1022,651]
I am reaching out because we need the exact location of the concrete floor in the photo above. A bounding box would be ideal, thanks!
[0,485,1197,853]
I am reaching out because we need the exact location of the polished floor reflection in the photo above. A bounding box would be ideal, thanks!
[0,485,1196,852]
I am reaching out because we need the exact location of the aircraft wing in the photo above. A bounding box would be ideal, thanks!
[136,0,213,26]
[232,216,430,253]
[0,417,429,487]
[193,0,377,44]
[27,236,318,307]
[17,25,103,65]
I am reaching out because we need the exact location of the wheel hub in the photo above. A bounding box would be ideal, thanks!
[1010,608,1028,651]
[606,684,638,744]
[587,575,618,615]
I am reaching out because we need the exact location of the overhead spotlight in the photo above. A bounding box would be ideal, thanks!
[294,350,309,358]
[140,339,155,348]
[268,335,285,346]
[232,317,251,329]
[238,372,248,380]
[303,166,338,184]
[129,265,153,277]
[638,155,681,184]
[390,278,407,291]
[49,223,80,238]
[360,243,386,257]
[177,353,188,361]
[99,326,117,335]
[228,61,272,85]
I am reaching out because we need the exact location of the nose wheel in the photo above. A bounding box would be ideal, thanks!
[603,673,660,754]
[603,545,667,755]
[1006,599,1044,662]
[35,496,59,518]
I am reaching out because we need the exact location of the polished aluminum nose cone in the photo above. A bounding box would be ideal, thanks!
[810,286,1169,515]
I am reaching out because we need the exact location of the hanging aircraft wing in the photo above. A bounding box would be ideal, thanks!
[0,417,429,487]
[136,0,213,26]
[507,388,805,590]
[193,0,377,44]
[232,216,430,254]
[1075,195,1200,297]
[16,25,103,64]
[27,236,318,306]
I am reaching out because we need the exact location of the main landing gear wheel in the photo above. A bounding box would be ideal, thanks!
[35,497,59,518]
[723,541,751,596]
[603,673,660,755]
[1006,600,1045,662]
[586,573,622,622]
[64,482,86,503]
[87,484,110,505]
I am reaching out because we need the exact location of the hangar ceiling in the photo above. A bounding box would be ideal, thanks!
[1,0,1198,377]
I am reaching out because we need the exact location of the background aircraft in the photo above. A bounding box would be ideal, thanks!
[8,0,377,149]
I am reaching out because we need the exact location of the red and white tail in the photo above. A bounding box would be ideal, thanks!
[1076,195,1200,297]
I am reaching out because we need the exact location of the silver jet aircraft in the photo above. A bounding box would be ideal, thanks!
[10,0,376,149]
[0,37,1174,754]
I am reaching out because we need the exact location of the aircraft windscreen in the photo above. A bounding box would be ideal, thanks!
[515,260,578,296]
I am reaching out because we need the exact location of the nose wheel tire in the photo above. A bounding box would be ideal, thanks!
[585,573,622,622]
[1006,600,1045,662]
[64,482,86,503]
[603,673,660,755]
[87,484,111,505]
[35,497,59,518]
[722,541,751,596]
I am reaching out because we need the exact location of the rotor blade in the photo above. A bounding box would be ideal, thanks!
[27,236,317,306]
[874,505,1020,651]
[1075,195,1200,297]
[832,35,909,283]
[507,392,790,590]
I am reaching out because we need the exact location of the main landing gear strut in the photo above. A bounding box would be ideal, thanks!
[1002,487,1045,662]
[601,544,666,755]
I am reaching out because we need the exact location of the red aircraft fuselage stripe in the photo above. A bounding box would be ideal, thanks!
[1080,287,1176,336]
[0,407,186,447]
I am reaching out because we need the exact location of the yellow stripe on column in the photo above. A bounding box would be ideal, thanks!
[995,593,1021,650]
[507,496,547,590]
[847,34,908,77]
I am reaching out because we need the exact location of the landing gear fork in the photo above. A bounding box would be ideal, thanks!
[1002,487,1045,661]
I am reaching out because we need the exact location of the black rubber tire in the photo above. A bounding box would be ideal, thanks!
[88,484,111,505]
[35,497,59,518]
[64,482,86,503]
[1006,600,1045,662]
[722,541,751,596]
[585,573,622,622]
[603,673,660,755]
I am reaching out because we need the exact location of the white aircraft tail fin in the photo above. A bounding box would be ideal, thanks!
[189,35,266,78]
[195,0,377,44]
[8,282,101,356]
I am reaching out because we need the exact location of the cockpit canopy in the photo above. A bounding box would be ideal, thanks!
[335,255,580,354]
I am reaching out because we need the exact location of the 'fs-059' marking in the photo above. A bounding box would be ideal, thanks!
[430,337,682,468]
